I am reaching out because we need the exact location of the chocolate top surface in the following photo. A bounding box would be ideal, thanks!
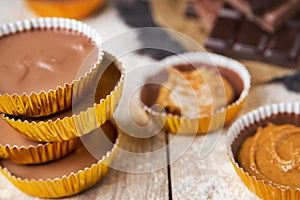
[1,122,117,180]
[0,29,97,95]
[0,118,41,147]
[10,53,122,122]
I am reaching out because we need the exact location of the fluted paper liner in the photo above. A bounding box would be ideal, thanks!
[141,52,251,134]
[4,52,124,142]
[227,102,300,200]
[0,137,80,165]
[0,17,103,117]
[1,125,121,198]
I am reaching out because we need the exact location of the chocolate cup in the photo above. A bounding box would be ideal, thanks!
[0,121,121,198]
[141,65,243,109]
[0,116,80,164]
[4,52,124,142]
[0,18,103,117]
[140,52,251,134]
[227,102,300,199]
[25,0,105,19]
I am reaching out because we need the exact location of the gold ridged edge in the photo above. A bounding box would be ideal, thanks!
[0,137,80,165]
[226,102,300,199]
[4,53,125,142]
[0,17,104,117]
[141,52,251,134]
[1,128,122,198]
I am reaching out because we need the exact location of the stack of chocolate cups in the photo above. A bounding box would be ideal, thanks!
[0,18,124,198]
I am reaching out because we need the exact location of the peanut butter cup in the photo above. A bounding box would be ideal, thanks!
[227,102,300,199]
[4,52,124,142]
[153,64,235,117]
[141,52,250,134]
[0,18,103,117]
[0,116,79,164]
[1,121,121,198]
[25,0,105,19]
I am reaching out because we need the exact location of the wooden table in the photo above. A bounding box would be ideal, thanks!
[1,1,300,199]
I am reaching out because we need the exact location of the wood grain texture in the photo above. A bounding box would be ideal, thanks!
[0,1,169,199]
[66,132,169,200]
[168,132,258,200]
[2,1,300,200]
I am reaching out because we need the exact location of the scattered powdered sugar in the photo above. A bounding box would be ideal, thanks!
[1,1,298,199]
[170,134,259,200]
[173,170,258,200]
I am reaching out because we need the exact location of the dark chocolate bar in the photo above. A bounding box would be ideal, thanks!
[205,6,300,68]
[248,0,286,15]
[225,0,300,33]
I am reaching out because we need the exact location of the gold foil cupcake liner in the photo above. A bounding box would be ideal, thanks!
[4,52,125,142]
[1,126,121,198]
[141,52,251,134]
[227,102,300,199]
[0,137,80,165]
[0,18,104,117]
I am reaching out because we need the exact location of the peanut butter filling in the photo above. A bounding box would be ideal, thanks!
[156,66,234,117]
[239,123,300,188]
[0,29,97,95]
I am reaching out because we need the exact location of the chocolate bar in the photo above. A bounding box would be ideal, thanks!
[225,0,300,33]
[205,6,300,68]
[248,0,286,15]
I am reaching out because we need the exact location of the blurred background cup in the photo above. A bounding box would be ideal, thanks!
[25,0,106,19]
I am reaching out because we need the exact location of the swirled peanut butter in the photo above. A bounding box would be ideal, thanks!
[238,123,300,188]
[156,65,234,117]
[0,29,97,95]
